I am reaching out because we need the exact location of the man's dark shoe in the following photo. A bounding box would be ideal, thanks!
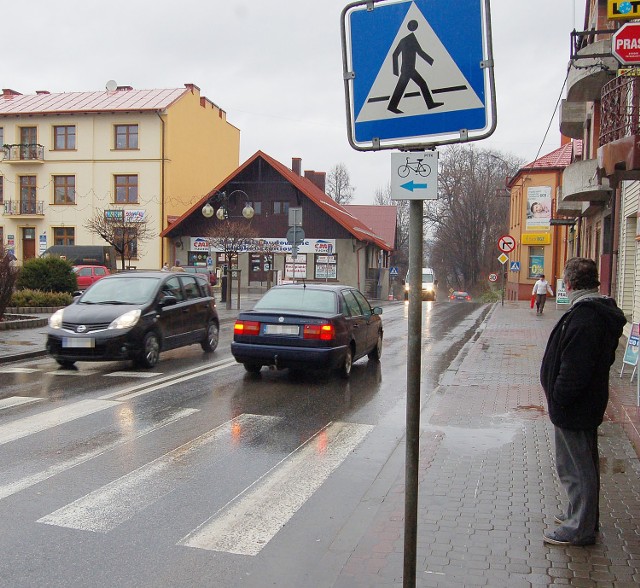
[543,530,595,546]
[554,514,565,524]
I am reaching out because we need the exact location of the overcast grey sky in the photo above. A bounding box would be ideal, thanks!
[3,0,579,204]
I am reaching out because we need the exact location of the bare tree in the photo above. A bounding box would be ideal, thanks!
[204,220,258,304]
[374,183,409,271]
[326,163,355,204]
[424,146,522,292]
[84,208,155,270]
[0,244,19,321]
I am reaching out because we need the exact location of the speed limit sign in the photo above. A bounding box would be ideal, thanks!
[489,273,498,282]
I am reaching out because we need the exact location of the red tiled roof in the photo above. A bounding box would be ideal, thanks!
[0,87,189,115]
[344,205,397,249]
[523,140,582,170]
[160,151,394,251]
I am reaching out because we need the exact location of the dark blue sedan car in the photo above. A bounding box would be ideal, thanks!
[231,284,383,378]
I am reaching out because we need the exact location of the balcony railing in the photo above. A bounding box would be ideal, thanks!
[1,144,45,162]
[599,75,640,146]
[2,199,45,215]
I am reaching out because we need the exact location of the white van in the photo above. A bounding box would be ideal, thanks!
[404,267,437,301]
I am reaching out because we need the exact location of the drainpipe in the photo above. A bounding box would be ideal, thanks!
[156,112,166,266]
[355,242,366,291]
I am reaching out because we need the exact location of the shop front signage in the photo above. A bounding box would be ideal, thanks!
[522,233,551,245]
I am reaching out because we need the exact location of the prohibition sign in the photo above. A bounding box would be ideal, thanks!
[489,273,498,282]
[498,234,516,253]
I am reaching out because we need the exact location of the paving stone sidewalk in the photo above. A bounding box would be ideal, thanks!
[335,301,640,587]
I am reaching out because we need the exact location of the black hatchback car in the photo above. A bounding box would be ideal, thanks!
[46,271,219,368]
[231,284,383,378]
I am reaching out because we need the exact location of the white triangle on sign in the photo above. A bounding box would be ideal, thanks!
[355,2,483,123]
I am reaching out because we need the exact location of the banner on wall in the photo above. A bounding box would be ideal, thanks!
[526,186,552,230]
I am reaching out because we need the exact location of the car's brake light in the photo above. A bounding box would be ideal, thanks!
[234,320,260,335]
[303,323,335,341]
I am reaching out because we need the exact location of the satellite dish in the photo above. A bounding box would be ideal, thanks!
[105,80,118,92]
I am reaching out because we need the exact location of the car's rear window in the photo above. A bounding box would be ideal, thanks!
[81,277,160,304]
[254,288,337,313]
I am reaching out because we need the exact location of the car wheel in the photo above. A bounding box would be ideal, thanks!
[56,359,76,369]
[368,331,383,362]
[137,332,160,368]
[201,321,219,352]
[339,346,353,379]
[243,363,262,374]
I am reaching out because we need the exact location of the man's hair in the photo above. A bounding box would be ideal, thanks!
[564,257,599,290]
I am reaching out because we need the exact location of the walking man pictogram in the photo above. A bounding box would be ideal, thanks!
[387,20,444,114]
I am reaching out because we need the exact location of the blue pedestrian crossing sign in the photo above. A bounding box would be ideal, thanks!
[341,0,496,151]
[390,266,399,276]
[510,261,521,272]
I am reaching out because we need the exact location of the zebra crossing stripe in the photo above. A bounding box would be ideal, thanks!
[0,396,41,411]
[0,399,118,446]
[179,421,373,555]
[37,414,280,533]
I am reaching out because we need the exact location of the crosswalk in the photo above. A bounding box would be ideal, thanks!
[0,393,373,556]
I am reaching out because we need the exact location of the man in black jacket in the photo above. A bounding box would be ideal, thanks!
[540,258,626,546]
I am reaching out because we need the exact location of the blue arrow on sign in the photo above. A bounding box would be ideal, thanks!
[401,181,428,192]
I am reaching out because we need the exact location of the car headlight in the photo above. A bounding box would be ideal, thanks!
[108,309,142,330]
[49,309,64,329]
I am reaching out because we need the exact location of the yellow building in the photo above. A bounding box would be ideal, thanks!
[505,141,579,300]
[0,83,239,269]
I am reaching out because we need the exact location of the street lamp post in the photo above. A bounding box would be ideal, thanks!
[201,190,255,310]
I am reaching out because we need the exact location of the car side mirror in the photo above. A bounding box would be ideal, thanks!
[373,307,383,315]
[73,291,82,298]
[160,294,177,307]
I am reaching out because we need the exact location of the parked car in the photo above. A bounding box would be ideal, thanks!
[72,265,110,290]
[449,291,472,302]
[231,284,383,378]
[46,271,219,369]
[183,266,217,286]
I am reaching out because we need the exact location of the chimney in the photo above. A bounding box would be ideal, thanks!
[116,85,133,91]
[304,170,326,193]
[36,90,50,95]
[292,157,302,176]
[2,89,22,98]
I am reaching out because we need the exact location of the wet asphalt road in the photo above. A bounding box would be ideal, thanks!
[0,300,489,588]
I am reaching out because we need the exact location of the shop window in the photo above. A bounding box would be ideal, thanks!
[314,254,337,280]
[528,246,544,278]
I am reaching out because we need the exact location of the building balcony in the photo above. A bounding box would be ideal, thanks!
[566,34,617,103]
[559,100,585,139]
[2,200,45,216]
[556,197,582,216]
[1,144,45,164]
[561,158,611,203]
[598,74,640,181]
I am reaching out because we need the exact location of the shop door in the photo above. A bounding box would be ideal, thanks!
[249,253,273,282]
[22,227,36,261]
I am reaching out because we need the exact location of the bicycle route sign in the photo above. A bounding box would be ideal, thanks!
[341,0,496,151]
[391,151,438,200]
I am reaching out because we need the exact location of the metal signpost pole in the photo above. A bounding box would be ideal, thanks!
[404,199,423,588]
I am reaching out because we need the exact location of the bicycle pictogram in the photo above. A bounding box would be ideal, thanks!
[397,157,431,178]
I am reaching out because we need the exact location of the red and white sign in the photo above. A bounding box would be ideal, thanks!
[498,234,516,253]
[613,23,640,65]
[488,273,498,282]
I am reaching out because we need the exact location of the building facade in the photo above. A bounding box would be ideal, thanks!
[161,152,395,299]
[0,83,240,269]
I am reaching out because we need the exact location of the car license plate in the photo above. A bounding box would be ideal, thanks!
[263,324,299,335]
[62,337,95,348]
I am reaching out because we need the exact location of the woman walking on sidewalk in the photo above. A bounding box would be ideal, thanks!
[532,274,553,314]
[540,258,625,546]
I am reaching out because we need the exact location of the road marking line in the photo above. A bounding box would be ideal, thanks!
[0,408,198,501]
[0,396,42,411]
[0,399,118,446]
[179,421,373,555]
[99,358,237,401]
[47,370,99,377]
[110,360,238,401]
[37,414,280,533]
[0,367,41,374]
[104,372,162,378]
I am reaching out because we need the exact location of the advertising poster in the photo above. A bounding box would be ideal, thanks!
[622,323,640,375]
[526,186,552,230]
